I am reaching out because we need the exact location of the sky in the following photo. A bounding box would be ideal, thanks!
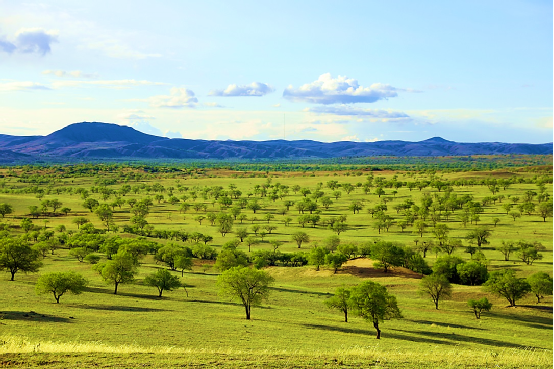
[0,0,552,143]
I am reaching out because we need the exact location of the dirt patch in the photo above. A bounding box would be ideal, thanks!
[338,258,423,279]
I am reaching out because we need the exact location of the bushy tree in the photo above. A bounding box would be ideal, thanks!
[467,297,492,319]
[93,252,138,294]
[432,255,464,284]
[419,273,451,309]
[291,231,310,248]
[527,272,553,303]
[484,269,530,307]
[308,246,329,271]
[457,261,488,286]
[325,253,348,273]
[349,281,402,339]
[217,266,274,319]
[144,268,182,297]
[371,241,405,273]
[324,287,351,322]
[0,237,42,281]
[35,271,88,303]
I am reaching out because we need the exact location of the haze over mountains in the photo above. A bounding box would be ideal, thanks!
[0,122,551,163]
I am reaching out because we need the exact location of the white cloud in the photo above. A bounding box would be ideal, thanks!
[117,110,155,121]
[52,79,165,89]
[128,121,163,136]
[164,130,182,138]
[209,82,274,97]
[0,81,51,91]
[147,87,198,108]
[203,102,225,108]
[42,70,98,79]
[0,28,58,55]
[307,105,411,122]
[284,73,405,104]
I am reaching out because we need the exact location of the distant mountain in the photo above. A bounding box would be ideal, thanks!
[0,122,551,163]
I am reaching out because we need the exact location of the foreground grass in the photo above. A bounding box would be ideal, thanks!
[1,336,552,368]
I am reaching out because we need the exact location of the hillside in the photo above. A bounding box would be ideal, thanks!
[0,122,551,162]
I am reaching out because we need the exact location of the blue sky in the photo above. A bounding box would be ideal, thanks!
[1,0,552,143]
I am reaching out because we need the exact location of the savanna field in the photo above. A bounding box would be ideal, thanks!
[0,157,552,368]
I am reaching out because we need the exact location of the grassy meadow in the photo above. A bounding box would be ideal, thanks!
[0,162,552,368]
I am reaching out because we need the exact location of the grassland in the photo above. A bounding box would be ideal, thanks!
[0,163,552,368]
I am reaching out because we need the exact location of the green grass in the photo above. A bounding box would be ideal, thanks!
[0,166,552,367]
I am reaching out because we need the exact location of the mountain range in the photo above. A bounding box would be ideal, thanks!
[0,122,551,163]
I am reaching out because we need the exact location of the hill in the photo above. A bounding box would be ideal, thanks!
[0,122,551,162]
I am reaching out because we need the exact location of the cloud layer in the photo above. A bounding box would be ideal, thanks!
[1,28,58,55]
[307,105,411,121]
[148,87,198,108]
[42,70,98,79]
[284,73,401,104]
[209,82,274,96]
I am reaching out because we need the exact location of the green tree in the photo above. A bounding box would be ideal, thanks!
[93,252,138,294]
[538,201,553,222]
[95,204,114,231]
[467,297,492,319]
[419,273,452,310]
[20,218,34,233]
[35,271,88,303]
[217,266,274,320]
[466,227,491,248]
[308,246,329,271]
[496,240,516,261]
[69,247,91,262]
[291,231,310,248]
[325,253,348,273]
[0,203,13,218]
[144,268,182,297]
[370,241,405,273]
[324,287,351,322]
[83,198,100,212]
[457,261,488,286]
[215,240,248,271]
[349,280,402,339]
[174,255,193,277]
[0,237,42,281]
[484,269,531,307]
[527,272,553,304]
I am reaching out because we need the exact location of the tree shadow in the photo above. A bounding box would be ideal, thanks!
[186,299,272,309]
[487,310,552,326]
[83,286,161,300]
[270,287,331,296]
[301,323,447,344]
[408,319,485,331]
[68,305,170,312]
[391,328,541,349]
[0,311,72,323]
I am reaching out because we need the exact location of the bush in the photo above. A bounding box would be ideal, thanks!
[457,262,488,286]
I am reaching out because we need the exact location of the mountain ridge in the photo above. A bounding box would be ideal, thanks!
[0,122,551,162]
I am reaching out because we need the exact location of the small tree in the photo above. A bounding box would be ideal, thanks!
[457,262,488,286]
[35,271,88,303]
[483,269,530,307]
[496,240,516,261]
[371,241,405,273]
[349,280,402,339]
[144,268,182,297]
[93,252,138,294]
[467,297,492,319]
[291,231,310,248]
[0,237,42,281]
[527,272,553,304]
[0,203,13,218]
[217,266,274,320]
[325,253,348,273]
[174,255,193,277]
[419,273,451,309]
[308,246,329,271]
[324,287,351,322]
[69,247,91,262]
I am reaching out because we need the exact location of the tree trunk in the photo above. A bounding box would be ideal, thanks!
[159,289,163,297]
[245,304,250,320]
[434,299,439,309]
[55,295,60,304]
[10,271,15,281]
[373,321,381,339]
[344,310,348,322]
[114,282,119,294]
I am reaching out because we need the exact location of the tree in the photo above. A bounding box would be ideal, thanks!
[349,281,402,339]
[35,271,88,303]
[484,269,531,307]
[95,204,114,231]
[144,268,182,297]
[496,240,516,261]
[244,236,260,252]
[348,201,363,214]
[83,198,100,212]
[466,227,491,248]
[324,287,351,322]
[217,266,274,320]
[308,246,329,271]
[538,201,553,222]
[323,235,341,253]
[0,237,42,281]
[215,241,249,271]
[325,253,348,273]
[419,273,451,310]
[291,232,310,248]
[20,218,34,233]
[174,256,193,277]
[0,203,13,218]
[468,297,492,319]
[93,252,138,294]
[329,221,347,235]
[457,262,488,286]
[527,272,553,303]
[370,241,405,273]
[69,247,91,262]
[516,241,544,265]
[414,220,426,237]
